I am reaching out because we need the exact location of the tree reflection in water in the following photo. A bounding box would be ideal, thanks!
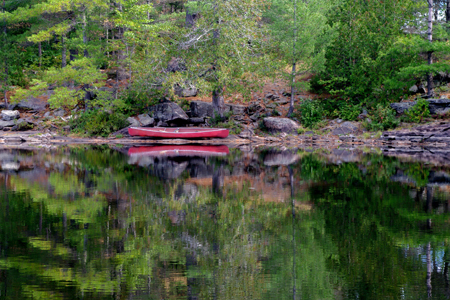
[0,147,449,299]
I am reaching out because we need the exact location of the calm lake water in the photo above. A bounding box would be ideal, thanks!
[0,145,449,299]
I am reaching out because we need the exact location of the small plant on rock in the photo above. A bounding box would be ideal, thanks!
[295,99,324,128]
[339,102,361,121]
[364,104,399,131]
[404,98,430,123]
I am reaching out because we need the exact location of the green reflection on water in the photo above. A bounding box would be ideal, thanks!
[0,147,449,299]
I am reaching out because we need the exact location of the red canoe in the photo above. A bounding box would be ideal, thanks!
[128,145,230,157]
[128,127,229,139]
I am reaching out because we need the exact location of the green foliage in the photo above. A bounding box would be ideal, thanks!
[264,0,337,80]
[214,121,242,135]
[295,99,324,128]
[209,111,233,125]
[121,85,161,114]
[11,58,106,109]
[70,109,128,137]
[339,102,361,121]
[163,0,267,105]
[404,98,430,123]
[316,0,420,104]
[364,104,399,131]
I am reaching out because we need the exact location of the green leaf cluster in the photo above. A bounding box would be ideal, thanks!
[364,104,399,131]
[315,0,429,104]
[404,98,430,123]
[70,109,128,136]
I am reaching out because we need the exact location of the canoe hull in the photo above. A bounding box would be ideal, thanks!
[128,145,230,157]
[128,127,229,139]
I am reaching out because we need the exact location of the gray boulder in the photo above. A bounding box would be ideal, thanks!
[174,84,198,97]
[263,117,300,134]
[190,101,214,118]
[53,109,65,117]
[391,98,450,115]
[390,102,416,114]
[227,104,246,115]
[188,117,205,124]
[247,102,264,114]
[332,121,359,136]
[409,84,426,94]
[0,120,15,127]
[11,119,34,131]
[249,112,260,122]
[239,127,254,139]
[127,117,140,127]
[1,110,19,121]
[276,98,289,105]
[150,101,189,124]
[15,94,50,111]
[137,114,154,127]
[427,98,450,114]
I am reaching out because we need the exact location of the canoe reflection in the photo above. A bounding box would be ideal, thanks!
[128,145,229,157]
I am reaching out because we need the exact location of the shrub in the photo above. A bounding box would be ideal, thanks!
[339,102,361,121]
[121,86,161,114]
[319,98,360,120]
[70,110,129,137]
[364,104,399,131]
[404,98,430,123]
[295,99,324,128]
[215,121,242,135]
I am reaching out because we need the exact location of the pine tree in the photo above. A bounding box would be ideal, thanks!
[165,0,267,118]
[265,0,337,116]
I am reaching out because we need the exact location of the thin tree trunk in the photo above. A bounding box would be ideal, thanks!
[3,0,7,106]
[427,0,434,97]
[288,63,296,117]
[212,88,224,119]
[106,27,109,58]
[211,1,224,119]
[61,34,67,68]
[38,42,42,68]
[186,6,197,28]
[82,11,88,57]
[288,0,297,117]
[447,0,450,23]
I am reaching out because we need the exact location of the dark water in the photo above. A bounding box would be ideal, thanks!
[0,145,450,299]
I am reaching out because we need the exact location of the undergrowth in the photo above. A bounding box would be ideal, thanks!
[70,110,129,137]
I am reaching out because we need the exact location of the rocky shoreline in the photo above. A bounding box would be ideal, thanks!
[2,92,450,167]
[2,124,450,166]
[0,120,447,148]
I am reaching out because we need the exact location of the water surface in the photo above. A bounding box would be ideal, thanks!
[0,146,449,299]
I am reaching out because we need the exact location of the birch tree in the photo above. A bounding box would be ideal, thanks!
[427,0,434,97]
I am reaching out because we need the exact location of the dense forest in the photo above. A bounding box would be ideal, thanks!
[1,0,450,134]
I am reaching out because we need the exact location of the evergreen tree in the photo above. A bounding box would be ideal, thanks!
[316,0,419,105]
[165,0,267,117]
[265,0,337,116]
